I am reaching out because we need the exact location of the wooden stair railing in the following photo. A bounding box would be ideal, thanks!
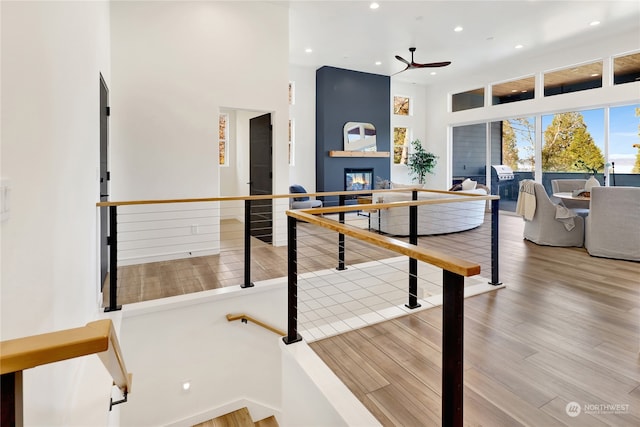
[0,319,132,426]
[226,314,286,337]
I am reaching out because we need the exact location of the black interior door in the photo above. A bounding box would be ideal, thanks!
[99,74,109,288]
[249,113,273,243]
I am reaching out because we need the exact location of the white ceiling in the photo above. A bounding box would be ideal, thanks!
[288,0,640,86]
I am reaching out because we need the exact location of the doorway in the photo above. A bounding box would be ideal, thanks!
[249,113,273,243]
[99,74,109,288]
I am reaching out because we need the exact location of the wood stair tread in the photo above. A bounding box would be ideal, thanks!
[254,415,279,427]
[193,407,254,427]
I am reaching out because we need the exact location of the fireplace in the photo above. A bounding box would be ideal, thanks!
[345,168,373,192]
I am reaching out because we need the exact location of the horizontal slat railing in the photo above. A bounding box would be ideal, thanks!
[226,313,286,337]
[0,319,132,393]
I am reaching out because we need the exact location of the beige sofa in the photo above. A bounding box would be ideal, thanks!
[585,186,640,261]
[368,188,487,236]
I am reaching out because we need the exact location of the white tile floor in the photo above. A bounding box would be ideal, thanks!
[288,256,503,342]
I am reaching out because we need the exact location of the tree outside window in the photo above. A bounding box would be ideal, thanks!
[542,110,604,173]
[502,117,535,171]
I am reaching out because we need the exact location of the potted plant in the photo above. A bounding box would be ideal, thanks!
[407,139,438,184]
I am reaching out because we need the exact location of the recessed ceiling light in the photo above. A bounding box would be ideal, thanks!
[511,89,518,93]
[370,2,380,9]
[454,26,463,32]
[589,20,601,26]
[182,381,191,391]
[375,61,381,65]
[515,44,523,49]
[305,48,312,53]
[521,90,528,93]
[430,71,437,75]
[591,73,599,77]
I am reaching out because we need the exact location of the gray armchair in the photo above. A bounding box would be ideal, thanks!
[522,182,584,247]
[551,179,587,209]
[289,185,322,209]
[585,186,640,261]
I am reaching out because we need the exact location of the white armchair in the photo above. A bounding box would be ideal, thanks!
[585,186,640,261]
[521,182,585,247]
[551,179,587,209]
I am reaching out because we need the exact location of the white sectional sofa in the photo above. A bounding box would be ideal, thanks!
[368,188,488,236]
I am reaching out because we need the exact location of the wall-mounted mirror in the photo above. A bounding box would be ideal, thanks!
[343,122,377,151]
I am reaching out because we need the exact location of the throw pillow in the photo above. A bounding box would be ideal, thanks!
[461,178,477,191]
[375,176,391,189]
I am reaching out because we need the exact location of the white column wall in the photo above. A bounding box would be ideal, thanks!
[109,1,289,258]
[389,81,429,185]
[0,1,112,424]
[288,65,317,191]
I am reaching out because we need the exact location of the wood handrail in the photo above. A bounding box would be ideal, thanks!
[0,319,132,393]
[226,313,286,337]
[287,209,481,277]
[95,188,497,207]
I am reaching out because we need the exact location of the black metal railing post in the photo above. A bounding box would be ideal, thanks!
[105,205,121,312]
[242,199,254,288]
[337,194,346,271]
[406,190,421,309]
[442,269,464,427]
[489,198,501,286]
[283,215,302,345]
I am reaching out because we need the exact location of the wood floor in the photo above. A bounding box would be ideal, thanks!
[310,213,640,426]
[107,213,492,306]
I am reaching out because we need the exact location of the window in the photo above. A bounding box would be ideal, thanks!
[452,123,486,184]
[609,104,640,174]
[289,119,295,165]
[452,88,484,112]
[542,109,604,173]
[393,127,409,164]
[218,113,228,166]
[491,77,535,105]
[613,52,640,85]
[289,81,295,105]
[544,61,602,97]
[500,117,536,172]
[393,96,411,115]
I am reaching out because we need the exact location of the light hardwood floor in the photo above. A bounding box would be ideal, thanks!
[310,213,640,426]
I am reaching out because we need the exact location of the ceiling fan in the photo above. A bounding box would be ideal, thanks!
[394,47,451,74]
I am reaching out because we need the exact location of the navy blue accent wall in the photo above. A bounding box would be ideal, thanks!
[316,66,390,205]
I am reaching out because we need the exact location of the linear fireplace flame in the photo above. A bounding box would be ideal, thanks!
[345,168,373,191]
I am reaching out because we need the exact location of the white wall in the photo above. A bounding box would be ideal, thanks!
[389,81,429,185]
[109,1,290,257]
[118,283,288,426]
[288,65,317,191]
[0,0,112,424]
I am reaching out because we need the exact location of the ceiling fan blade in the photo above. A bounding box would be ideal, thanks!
[395,55,410,66]
[413,61,452,68]
[391,66,410,76]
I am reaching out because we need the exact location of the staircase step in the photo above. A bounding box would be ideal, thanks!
[254,415,279,427]
[193,407,254,427]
